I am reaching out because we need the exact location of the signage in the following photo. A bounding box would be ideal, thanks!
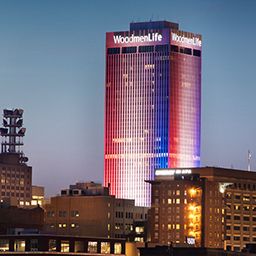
[113,33,162,44]
[171,32,202,47]
[155,169,192,176]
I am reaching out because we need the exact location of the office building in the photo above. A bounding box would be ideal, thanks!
[44,182,148,239]
[148,167,256,252]
[0,109,32,207]
[104,21,202,206]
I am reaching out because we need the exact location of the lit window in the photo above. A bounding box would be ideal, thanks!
[0,239,9,251]
[88,242,97,253]
[176,199,180,204]
[49,240,56,251]
[176,224,180,230]
[101,242,110,254]
[31,200,37,206]
[14,240,25,252]
[61,241,69,252]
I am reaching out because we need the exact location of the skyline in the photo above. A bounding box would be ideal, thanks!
[0,0,256,197]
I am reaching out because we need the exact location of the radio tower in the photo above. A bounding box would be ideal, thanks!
[0,109,28,163]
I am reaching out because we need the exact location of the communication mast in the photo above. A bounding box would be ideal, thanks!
[0,109,28,163]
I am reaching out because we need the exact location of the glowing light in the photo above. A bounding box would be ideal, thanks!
[105,23,201,206]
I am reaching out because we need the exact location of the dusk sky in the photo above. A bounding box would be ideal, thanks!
[0,0,256,196]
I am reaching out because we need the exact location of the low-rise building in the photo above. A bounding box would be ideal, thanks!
[44,182,148,239]
[0,234,125,255]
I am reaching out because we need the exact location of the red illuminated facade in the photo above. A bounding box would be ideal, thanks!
[104,21,202,206]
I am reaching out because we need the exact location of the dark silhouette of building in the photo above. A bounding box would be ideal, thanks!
[0,203,44,234]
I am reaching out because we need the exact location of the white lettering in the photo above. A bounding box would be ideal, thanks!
[113,33,163,44]
[171,33,202,47]
[155,169,192,176]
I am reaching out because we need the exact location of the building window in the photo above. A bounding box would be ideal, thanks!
[107,48,120,54]
[0,239,9,251]
[101,242,110,254]
[88,241,97,253]
[243,216,250,221]
[122,47,137,54]
[47,211,55,217]
[135,227,144,234]
[59,211,67,217]
[14,240,25,252]
[61,241,69,252]
[139,45,154,53]
[243,226,249,231]
[114,243,122,254]
[234,215,240,220]
[30,239,38,251]
[74,241,84,253]
[71,210,79,217]
[193,49,201,57]
[48,240,57,251]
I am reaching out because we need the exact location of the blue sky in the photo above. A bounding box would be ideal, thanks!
[0,0,256,196]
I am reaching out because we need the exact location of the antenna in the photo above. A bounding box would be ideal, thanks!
[0,109,28,163]
[248,150,252,171]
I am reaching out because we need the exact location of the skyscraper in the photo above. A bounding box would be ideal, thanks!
[104,21,201,206]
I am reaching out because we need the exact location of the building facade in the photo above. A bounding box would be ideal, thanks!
[0,234,125,255]
[0,109,32,207]
[148,167,256,252]
[104,21,202,206]
[31,186,44,207]
[0,204,44,235]
[44,182,148,239]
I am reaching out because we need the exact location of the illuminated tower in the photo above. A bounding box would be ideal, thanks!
[104,21,201,206]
